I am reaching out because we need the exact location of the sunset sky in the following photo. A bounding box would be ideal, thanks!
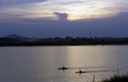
[0,0,128,37]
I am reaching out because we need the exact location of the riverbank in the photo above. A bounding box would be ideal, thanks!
[101,74,128,82]
[1,42,128,46]
[1,35,128,46]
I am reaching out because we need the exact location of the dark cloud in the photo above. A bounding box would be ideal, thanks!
[54,12,68,21]
[0,12,128,38]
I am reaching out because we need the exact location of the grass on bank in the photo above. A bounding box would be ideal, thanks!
[101,74,128,82]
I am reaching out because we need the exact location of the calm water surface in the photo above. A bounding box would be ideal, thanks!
[0,45,128,82]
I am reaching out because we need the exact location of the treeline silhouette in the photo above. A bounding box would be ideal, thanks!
[0,36,128,46]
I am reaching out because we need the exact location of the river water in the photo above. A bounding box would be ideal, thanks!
[0,45,128,82]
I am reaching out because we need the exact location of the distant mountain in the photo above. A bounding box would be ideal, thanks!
[4,34,26,39]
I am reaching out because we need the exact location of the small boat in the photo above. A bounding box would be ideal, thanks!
[75,70,86,74]
[58,66,68,70]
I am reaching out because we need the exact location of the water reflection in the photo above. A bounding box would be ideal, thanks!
[0,46,128,82]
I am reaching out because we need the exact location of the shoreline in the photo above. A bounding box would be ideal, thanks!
[1,43,128,46]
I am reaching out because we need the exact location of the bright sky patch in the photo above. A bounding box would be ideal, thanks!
[0,0,128,21]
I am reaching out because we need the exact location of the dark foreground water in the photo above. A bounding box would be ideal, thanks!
[0,45,128,82]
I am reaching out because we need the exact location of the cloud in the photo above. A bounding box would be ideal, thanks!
[0,0,46,4]
[1,0,128,21]
[1,12,128,38]
[54,12,68,21]
[1,0,128,38]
